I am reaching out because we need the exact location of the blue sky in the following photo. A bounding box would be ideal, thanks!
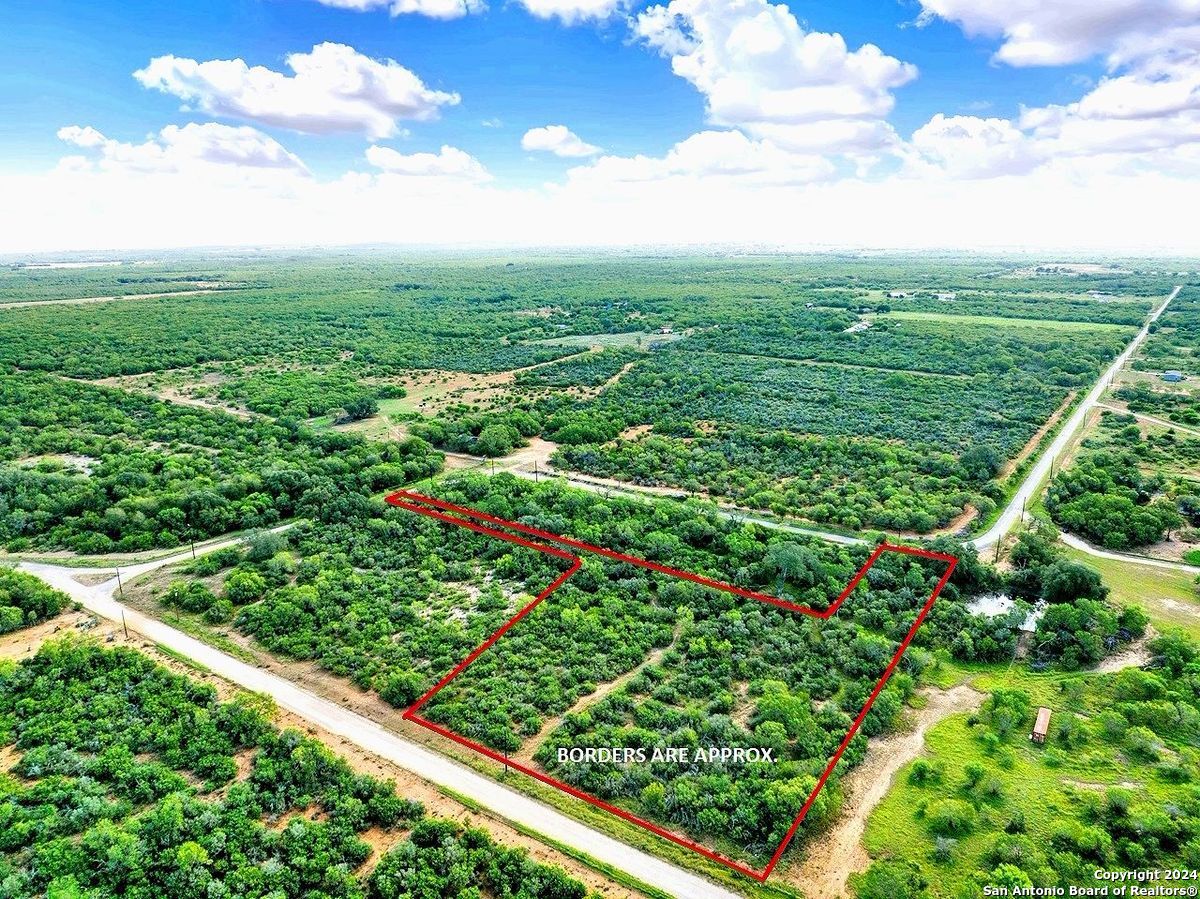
[2,0,1099,181]
[0,0,1196,252]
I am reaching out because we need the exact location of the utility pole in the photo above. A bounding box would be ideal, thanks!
[533,461,539,483]
[191,539,196,560]
[121,610,129,639]
[994,539,1001,564]
[116,568,124,598]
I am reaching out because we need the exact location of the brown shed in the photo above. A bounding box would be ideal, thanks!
[1031,707,1052,744]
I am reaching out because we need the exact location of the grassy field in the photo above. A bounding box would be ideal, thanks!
[527,331,680,349]
[1061,546,1200,638]
[862,702,1181,897]
[881,310,1130,331]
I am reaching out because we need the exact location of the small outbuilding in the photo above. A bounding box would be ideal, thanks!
[887,290,909,299]
[1163,370,1184,383]
[1031,706,1052,744]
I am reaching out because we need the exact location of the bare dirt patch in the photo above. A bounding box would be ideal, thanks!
[513,639,676,765]
[0,610,97,662]
[502,436,559,474]
[787,684,984,899]
[1095,634,1153,674]
[15,453,99,476]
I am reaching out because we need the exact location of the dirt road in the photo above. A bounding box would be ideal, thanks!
[793,684,985,899]
[1059,531,1200,575]
[0,288,231,310]
[18,556,738,899]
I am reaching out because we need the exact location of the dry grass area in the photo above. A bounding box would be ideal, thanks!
[0,608,648,899]
[617,424,653,441]
[89,367,251,418]
[394,354,588,416]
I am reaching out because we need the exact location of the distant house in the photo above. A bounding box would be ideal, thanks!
[1031,707,1052,744]
[887,290,909,299]
[936,292,957,301]
[656,326,674,335]
[1163,370,1185,383]
[805,302,815,309]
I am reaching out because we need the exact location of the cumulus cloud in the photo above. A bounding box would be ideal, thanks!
[307,0,485,18]
[567,129,833,184]
[521,125,602,157]
[909,113,1040,178]
[366,144,492,181]
[914,0,1200,67]
[633,0,917,156]
[905,1,1200,179]
[1018,55,1200,158]
[134,42,459,139]
[909,56,1200,179]
[515,0,625,24]
[56,122,308,176]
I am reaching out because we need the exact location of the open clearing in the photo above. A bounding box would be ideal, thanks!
[0,286,238,310]
[527,332,683,349]
[1062,546,1200,638]
[881,310,1130,331]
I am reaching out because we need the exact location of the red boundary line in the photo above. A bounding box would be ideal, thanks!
[385,489,956,881]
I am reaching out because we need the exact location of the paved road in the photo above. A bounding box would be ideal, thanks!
[482,289,1183,560]
[18,553,739,899]
[971,286,1182,551]
[425,286,1194,580]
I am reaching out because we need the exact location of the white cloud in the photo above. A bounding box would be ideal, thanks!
[366,144,492,181]
[521,125,603,157]
[516,0,625,24]
[307,0,485,19]
[633,0,917,156]
[8,149,1200,254]
[909,113,1040,178]
[908,56,1200,180]
[985,52,1200,175]
[134,42,459,139]
[56,123,308,176]
[906,0,1200,179]
[914,0,1200,67]
[567,129,833,184]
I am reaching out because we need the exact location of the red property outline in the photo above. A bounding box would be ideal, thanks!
[385,488,957,881]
